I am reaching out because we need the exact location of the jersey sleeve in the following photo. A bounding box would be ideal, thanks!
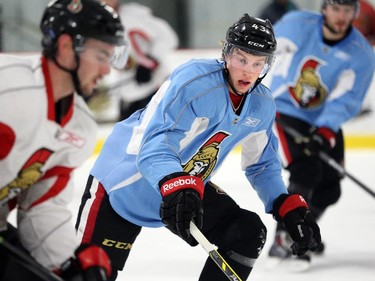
[242,117,288,213]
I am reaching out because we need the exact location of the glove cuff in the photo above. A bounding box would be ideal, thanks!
[159,172,204,199]
[273,194,308,220]
[315,127,336,148]
[75,244,112,278]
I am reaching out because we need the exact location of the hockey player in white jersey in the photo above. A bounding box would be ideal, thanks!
[89,0,179,122]
[0,0,129,280]
[266,0,375,270]
[75,14,322,280]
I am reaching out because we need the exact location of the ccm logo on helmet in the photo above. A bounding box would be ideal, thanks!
[247,41,265,48]
[162,177,197,193]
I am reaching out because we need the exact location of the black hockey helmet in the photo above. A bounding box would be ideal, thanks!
[40,0,128,68]
[224,14,276,57]
[223,13,277,76]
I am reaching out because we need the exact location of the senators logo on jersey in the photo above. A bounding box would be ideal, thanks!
[183,132,229,181]
[289,59,327,109]
[0,149,53,206]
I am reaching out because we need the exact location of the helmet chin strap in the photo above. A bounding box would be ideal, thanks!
[52,52,83,96]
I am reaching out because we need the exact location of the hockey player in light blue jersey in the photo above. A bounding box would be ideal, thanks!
[75,14,322,280]
[267,0,375,271]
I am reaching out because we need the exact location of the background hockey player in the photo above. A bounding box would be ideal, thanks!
[0,0,129,280]
[265,0,375,270]
[88,0,179,122]
[353,0,375,45]
[75,14,322,281]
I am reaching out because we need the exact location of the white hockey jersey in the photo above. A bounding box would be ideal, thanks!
[0,54,97,269]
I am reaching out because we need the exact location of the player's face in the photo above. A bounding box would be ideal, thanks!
[322,4,356,38]
[77,39,114,96]
[226,49,267,94]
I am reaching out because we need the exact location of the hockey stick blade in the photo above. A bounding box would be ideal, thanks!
[275,118,375,199]
[0,236,63,281]
[189,221,242,281]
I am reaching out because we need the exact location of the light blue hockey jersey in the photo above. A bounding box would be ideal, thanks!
[269,11,375,132]
[91,59,288,227]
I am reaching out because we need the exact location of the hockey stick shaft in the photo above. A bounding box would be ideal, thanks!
[189,221,243,281]
[105,76,135,92]
[95,75,135,96]
[276,119,375,199]
[0,236,63,281]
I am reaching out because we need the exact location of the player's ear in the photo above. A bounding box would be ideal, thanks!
[56,34,75,65]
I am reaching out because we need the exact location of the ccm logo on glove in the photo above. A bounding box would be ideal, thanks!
[161,175,204,199]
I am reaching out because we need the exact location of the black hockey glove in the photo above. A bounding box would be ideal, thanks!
[135,55,159,84]
[303,127,336,156]
[273,194,321,256]
[159,172,204,246]
[58,244,112,281]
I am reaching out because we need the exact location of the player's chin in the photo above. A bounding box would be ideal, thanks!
[235,82,251,94]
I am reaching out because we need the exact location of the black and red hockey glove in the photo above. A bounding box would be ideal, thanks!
[159,172,204,246]
[135,55,159,84]
[273,194,321,256]
[58,244,112,281]
[304,127,336,156]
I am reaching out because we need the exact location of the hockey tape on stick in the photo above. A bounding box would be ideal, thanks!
[276,118,375,199]
[0,236,63,281]
[189,221,242,281]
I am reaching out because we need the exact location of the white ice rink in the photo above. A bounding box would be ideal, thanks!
[69,112,375,281]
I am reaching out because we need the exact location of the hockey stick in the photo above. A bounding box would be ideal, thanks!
[189,221,242,281]
[102,75,135,93]
[0,236,63,281]
[93,75,135,97]
[275,118,375,199]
